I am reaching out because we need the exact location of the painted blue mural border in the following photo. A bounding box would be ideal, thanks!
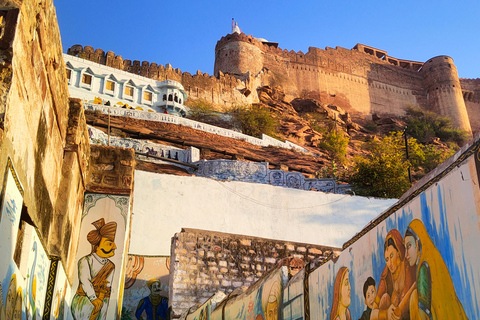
[42,256,59,320]
[83,193,130,226]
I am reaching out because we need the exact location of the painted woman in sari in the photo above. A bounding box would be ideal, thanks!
[404,219,467,319]
[372,229,416,320]
[330,267,351,320]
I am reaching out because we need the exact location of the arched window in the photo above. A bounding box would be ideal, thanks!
[174,94,178,102]
[168,94,173,101]
[163,94,167,101]
[179,99,182,104]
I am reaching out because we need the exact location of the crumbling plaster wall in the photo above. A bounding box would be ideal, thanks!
[0,0,89,278]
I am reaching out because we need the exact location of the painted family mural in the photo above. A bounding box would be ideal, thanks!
[308,145,480,319]
[70,193,131,320]
[219,267,287,320]
[121,255,170,320]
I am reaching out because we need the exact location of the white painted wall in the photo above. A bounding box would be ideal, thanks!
[129,170,397,255]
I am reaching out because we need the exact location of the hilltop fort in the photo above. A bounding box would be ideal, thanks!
[68,27,480,135]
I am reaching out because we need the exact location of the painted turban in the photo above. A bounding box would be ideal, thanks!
[147,279,160,290]
[87,218,117,246]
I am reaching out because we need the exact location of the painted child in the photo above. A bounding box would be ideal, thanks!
[359,277,376,320]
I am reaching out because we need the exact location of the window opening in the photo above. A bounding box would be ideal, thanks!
[144,91,152,102]
[125,86,134,97]
[82,74,92,85]
[106,80,115,91]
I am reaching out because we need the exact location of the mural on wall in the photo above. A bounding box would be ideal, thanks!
[184,302,209,320]
[70,194,131,320]
[308,148,480,319]
[180,291,226,320]
[0,158,24,320]
[48,260,71,320]
[282,269,305,320]
[121,255,170,320]
[24,223,50,320]
[223,267,287,320]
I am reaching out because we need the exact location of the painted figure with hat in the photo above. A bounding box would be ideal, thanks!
[71,218,117,320]
[135,279,168,320]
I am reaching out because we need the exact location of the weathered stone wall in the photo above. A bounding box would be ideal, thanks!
[0,1,95,319]
[170,228,340,317]
[0,0,88,278]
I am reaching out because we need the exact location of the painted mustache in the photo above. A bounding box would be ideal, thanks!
[101,248,115,254]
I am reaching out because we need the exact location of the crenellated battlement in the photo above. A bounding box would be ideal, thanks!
[215,33,424,74]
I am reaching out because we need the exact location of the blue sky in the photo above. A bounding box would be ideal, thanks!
[55,0,479,79]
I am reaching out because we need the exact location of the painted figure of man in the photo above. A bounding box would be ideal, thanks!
[135,279,168,320]
[71,218,117,320]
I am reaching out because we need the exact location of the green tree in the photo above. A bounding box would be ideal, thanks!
[349,132,424,198]
[186,100,219,123]
[230,104,279,138]
[405,105,468,146]
[318,131,349,165]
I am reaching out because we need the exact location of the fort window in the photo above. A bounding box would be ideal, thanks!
[125,85,134,97]
[174,95,178,102]
[106,80,115,91]
[163,94,167,101]
[364,48,374,56]
[144,91,152,102]
[168,94,173,101]
[179,99,182,104]
[375,51,386,60]
[82,74,92,85]
[66,68,72,82]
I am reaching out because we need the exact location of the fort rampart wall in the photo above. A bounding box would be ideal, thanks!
[214,33,479,134]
